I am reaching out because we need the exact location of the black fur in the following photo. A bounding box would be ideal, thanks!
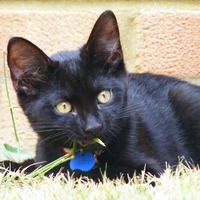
[3,10,200,181]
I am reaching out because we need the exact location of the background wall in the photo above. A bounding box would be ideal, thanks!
[1,0,200,160]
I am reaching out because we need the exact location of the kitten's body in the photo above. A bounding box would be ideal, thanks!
[3,10,200,181]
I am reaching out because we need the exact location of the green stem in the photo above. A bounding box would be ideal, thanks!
[71,140,77,157]
[3,52,20,161]
[28,154,73,178]
[28,141,77,177]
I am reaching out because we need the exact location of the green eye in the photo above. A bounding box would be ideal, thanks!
[97,90,111,104]
[56,102,72,113]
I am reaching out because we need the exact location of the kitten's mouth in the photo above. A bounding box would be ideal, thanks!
[77,140,96,147]
[76,138,105,155]
[62,139,104,156]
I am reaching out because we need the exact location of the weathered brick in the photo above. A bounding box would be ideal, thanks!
[136,10,200,76]
[0,11,100,74]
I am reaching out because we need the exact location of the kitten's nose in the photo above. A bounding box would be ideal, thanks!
[85,122,102,134]
[84,114,102,134]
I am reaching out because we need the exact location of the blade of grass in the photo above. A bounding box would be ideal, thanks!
[28,154,73,178]
[93,138,106,147]
[1,144,31,163]
[71,140,77,157]
[28,140,77,177]
[3,144,30,155]
[3,52,21,161]
[0,145,15,162]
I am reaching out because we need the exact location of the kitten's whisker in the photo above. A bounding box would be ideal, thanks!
[39,132,69,144]
[31,122,62,126]
[34,128,65,133]
[61,138,73,147]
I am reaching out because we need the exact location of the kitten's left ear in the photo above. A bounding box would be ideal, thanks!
[84,10,124,71]
[7,37,52,94]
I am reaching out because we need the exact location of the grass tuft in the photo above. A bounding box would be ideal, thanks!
[1,163,200,200]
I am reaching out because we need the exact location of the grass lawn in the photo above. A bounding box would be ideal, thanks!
[1,163,200,200]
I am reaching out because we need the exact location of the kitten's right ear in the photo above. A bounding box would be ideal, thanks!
[83,10,124,72]
[7,37,51,94]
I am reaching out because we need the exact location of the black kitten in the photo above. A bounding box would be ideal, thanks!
[4,10,200,181]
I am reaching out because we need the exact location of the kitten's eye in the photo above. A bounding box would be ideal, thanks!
[55,102,72,114]
[97,90,111,104]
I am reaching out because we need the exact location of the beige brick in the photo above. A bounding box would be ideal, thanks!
[0,11,100,74]
[136,10,200,76]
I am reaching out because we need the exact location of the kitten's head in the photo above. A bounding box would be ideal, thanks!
[7,10,127,153]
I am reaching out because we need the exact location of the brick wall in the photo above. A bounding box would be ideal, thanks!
[1,0,200,160]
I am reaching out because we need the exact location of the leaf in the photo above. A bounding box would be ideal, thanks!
[0,146,15,162]
[93,138,106,147]
[3,144,30,155]
[10,106,20,109]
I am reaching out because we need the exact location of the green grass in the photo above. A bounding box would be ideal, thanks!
[2,52,200,199]
[1,163,200,200]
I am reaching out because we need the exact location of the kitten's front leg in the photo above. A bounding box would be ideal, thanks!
[72,164,136,182]
[1,159,36,173]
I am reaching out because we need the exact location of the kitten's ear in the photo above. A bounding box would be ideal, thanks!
[7,37,51,94]
[85,10,124,70]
